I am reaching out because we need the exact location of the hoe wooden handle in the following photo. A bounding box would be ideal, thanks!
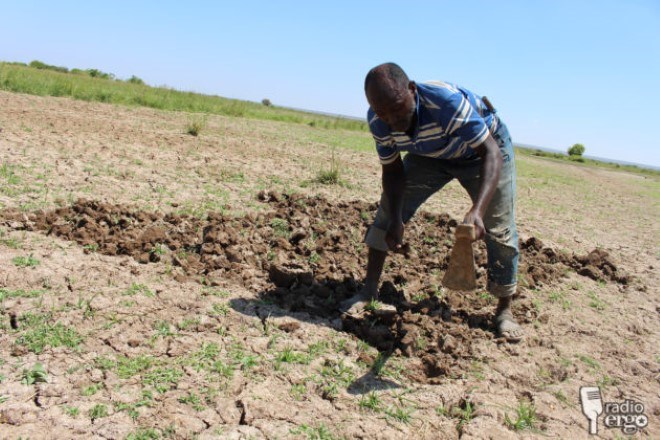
[455,224,476,241]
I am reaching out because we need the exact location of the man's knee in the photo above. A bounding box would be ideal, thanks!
[364,226,390,253]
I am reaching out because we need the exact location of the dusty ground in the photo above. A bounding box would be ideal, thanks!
[0,91,658,439]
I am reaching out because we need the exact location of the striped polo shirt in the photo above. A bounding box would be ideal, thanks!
[368,81,499,164]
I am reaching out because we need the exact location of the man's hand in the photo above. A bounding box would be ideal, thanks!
[463,209,485,240]
[385,220,405,252]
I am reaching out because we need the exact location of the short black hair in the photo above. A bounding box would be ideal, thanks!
[364,62,410,92]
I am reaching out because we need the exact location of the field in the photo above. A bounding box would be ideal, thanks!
[0,86,658,439]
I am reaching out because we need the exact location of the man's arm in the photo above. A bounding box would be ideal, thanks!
[464,134,503,239]
[382,155,406,251]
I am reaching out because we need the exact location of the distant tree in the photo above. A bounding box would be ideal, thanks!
[261,98,272,107]
[29,60,68,73]
[86,69,115,80]
[568,143,585,157]
[127,75,145,85]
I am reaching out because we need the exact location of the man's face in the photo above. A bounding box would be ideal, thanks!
[368,82,416,132]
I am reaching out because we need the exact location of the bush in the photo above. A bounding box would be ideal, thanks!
[86,69,115,80]
[29,60,68,73]
[568,143,585,156]
[186,115,207,136]
[261,98,272,107]
[127,75,145,85]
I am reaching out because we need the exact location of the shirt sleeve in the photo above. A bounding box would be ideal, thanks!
[367,108,401,165]
[441,92,490,150]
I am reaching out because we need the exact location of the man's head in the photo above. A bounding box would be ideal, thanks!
[365,63,417,132]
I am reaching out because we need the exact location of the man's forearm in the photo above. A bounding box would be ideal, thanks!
[473,138,503,216]
[382,162,406,223]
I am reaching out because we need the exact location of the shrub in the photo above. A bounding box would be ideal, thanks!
[315,149,341,185]
[186,115,207,136]
[568,143,585,157]
[261,98,272,106]
[29,60,68,73]
[128,75,145,85]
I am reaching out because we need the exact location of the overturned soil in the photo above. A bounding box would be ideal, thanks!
[0,191,631,384]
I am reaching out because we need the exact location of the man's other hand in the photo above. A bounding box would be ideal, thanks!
[385,221,404,252]
[463,210,485,240]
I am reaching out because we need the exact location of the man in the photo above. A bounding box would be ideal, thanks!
[343,62,523,342]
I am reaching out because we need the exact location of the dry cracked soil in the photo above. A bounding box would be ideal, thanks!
[0,91,658,439]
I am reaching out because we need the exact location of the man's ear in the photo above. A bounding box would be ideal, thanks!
[408,81,416,93]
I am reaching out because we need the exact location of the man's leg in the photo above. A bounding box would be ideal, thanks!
[340,154,453,313]
[457,123,523,341]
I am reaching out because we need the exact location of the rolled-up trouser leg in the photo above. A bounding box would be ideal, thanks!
[364,153,454,252]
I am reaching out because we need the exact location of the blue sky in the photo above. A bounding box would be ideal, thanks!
[2,0,659,167]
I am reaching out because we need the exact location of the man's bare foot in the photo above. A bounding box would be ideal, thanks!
[494,308,524,342]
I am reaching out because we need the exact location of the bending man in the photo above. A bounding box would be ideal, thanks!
[344,62,523,342]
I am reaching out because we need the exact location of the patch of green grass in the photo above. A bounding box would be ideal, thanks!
[597,374,619,390]
[125,428,161,440]
[314,148,344,186]
[435,405,449,416]
[505,401,539,431]
[587,291,606,311]
[358,392,382,412]
[186,115,207,136]
[89,403,109,421]
[178,392,205,411]
[364,298,382,312]
[21,363,48,385]
[177,317,201,331]
[548,290,572,310]
[0,162,22,185]
[123,283,154,297]
[0,62,368,133]
[81,383,103,396]
[186,342,220,372]
[16,317,83,353]
[82,243,99,253]
[115,391,154,420]
[290,383,307,401]
[318,359,354,399]
[143,367,183,393]
[117,355,155,379]
[0,237,21,248]
[275,346,310,365]
[270,218,290,237]
[577,354,601,370]
[515,145,660,178]
[152,320,176,339]
[553,390,569,406]
[307,341,330,358]
[211,302,230,317]
[210,360,235,379]
[94,356,116,371]
[202,287,230,298]
[63,406,79,417]
[384,404,414,424]
[453,400,474,433]
[12,254,40,267]
[290,423,338,440]
[0,288,44,301]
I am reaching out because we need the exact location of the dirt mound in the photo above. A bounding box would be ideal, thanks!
[0,192,630,382]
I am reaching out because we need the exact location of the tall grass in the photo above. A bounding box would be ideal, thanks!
[0,62,368,132]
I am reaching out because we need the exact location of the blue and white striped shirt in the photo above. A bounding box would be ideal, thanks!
[368,81,499,164]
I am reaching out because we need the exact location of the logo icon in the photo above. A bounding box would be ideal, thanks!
[580,386,648,435]
[580,387,603,434]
